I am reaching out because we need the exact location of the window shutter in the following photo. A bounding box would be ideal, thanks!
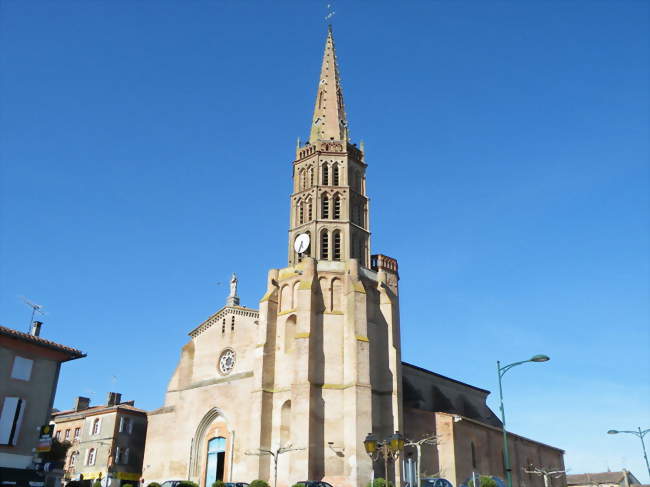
[0,397,25,445]
[128,420,133,434]
[119,417,125,432]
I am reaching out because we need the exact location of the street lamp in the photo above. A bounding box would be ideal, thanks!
[607,427,650,478]
[364,432,404,486]
[497,354,550,487]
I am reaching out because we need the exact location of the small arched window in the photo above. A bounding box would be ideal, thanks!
[333,195,341,220]
[332,163,339,186]
[87,448,96,466]
[306,198,313,221]
[320,231,329,260]
[322,195,329,219]
[333,231,341,260]
[91,418,100,436]
[322,164,329,185]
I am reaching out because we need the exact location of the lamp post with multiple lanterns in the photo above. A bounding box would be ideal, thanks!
[497,354,550,487]
[364,432,405,485]
[607,427,650,479]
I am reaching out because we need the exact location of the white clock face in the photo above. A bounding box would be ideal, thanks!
[294,233,310,254]
[218,348,236,375]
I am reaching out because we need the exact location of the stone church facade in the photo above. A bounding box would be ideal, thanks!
[143,28,564,487]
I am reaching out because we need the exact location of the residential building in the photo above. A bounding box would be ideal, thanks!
[51,393,147,487]
[0,322,85,484]
[567,471,644,487]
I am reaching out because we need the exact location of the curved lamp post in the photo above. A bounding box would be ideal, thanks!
[497,354,550,487]
[607,427,650,479]
[364,432,405,485]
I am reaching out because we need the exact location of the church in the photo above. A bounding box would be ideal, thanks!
[142,28,565,487]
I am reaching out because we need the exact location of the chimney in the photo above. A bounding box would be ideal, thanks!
[74,396,90,411]
[106,392,122,407]
[30,321,43,337]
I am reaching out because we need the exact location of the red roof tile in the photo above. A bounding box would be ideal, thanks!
[0,325,85,359]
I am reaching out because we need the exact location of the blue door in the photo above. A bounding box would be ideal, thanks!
[205,437,226,486]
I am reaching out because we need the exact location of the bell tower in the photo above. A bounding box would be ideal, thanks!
[288,27,370,267]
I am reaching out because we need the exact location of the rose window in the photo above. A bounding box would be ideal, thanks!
[218,348,236,375]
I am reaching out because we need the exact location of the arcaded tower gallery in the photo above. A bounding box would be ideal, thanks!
[143,28,564,487]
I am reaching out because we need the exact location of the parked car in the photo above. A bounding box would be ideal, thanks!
[294,481,335,487]
[161,481,184,487]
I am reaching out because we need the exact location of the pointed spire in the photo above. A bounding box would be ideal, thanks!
[309,28,349,144]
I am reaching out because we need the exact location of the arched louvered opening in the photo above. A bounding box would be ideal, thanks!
[322,194,330,219]
[333,194,341,220]
[358,237,365,266]
[320,230,329,260]
[322,163,329,185]
[298,200,304,224]
[299,169,305,191]
[333,231,341,261]
[332,163,340,186]
[306,198,313,221]
[308,166,314,187]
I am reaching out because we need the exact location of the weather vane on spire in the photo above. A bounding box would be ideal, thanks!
[325,3,336,22]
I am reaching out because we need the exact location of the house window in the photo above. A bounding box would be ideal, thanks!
[87,448,96,466]
[0,397,25,445]
[55,430,61,441]
[70,451,78,466]
[91,418,101,436]
[65,429,70,440]
[115,446,122,464]
[119,417,132,434]
[11,356,33,381]
[333,231,341,260]
[74,427,80,440]
[123,448,130,465]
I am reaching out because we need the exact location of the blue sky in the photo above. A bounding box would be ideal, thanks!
[1,0,648,480]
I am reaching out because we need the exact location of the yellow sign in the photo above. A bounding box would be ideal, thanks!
[81,472,104,480]
[117,473,142,481]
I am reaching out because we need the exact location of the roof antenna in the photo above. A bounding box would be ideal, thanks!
[20,296,46,332]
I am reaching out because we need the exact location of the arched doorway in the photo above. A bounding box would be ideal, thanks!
[205,437,226,486]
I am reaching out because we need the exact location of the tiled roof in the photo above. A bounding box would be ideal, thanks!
[567,472,627,485]
[0,325,85,360]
